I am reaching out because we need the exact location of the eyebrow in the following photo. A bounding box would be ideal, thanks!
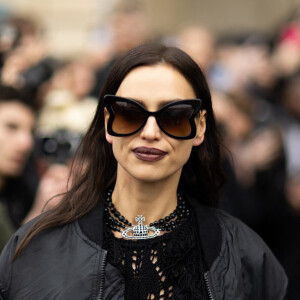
[128,97,183,109]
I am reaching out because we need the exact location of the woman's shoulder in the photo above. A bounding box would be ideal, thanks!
[188,196,287,268]
[212,208,273,251]
[188,194,268,251]
[204,206,279,259]
[0,218,38,295]
[191,198,270,249]
[0,217,40,256]
[0,214,96,258]
[212,208,260,235]
[0,216,101,298]
[196,205,288,299]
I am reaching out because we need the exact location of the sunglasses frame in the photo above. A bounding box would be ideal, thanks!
[104,95,202,140]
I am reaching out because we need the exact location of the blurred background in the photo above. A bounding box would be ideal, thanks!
[0,0,299,298]
[0,0,298,58]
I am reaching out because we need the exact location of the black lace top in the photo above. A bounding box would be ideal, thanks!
[103,212,209,300]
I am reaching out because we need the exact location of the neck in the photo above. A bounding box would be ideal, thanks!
[112,169,181,225]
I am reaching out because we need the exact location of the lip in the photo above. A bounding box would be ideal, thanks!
[133,147,167,162]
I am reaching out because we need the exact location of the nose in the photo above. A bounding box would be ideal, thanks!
[140,116,162,141]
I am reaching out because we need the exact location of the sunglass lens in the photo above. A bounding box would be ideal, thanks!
[159,104,194,137]
[112,101,145,134]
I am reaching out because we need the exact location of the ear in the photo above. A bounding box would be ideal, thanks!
[193,110,207,147]
[104,108,113,144]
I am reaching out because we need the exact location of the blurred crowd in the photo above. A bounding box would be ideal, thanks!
[0,1,300,298]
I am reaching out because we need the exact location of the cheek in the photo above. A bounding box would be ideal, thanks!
[0,141,12,170]
[180,147,193,165]
[111,139,120,161]
[0,130,11,151]
[171,140,194,166]
[110,136,131,162]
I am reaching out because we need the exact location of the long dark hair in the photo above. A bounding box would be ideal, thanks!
[15,43,225,257]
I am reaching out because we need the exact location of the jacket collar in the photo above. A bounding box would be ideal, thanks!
[78,193,222,270]
[186,193,222,270]
[78,200,105,246]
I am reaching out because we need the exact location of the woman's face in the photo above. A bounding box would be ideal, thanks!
[105,64,206,184]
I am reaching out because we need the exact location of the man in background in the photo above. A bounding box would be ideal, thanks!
[0,85,37,251]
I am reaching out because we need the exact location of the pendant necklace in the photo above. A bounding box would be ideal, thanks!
[104,190,190,240]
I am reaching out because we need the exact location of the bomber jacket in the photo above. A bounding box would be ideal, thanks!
[0,194,288,300]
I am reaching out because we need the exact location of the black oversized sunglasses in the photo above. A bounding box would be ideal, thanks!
[104,95,202,139]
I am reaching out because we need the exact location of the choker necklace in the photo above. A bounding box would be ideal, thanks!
[104,190,190,240]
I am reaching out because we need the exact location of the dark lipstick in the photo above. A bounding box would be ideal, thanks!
[133,147,167,162]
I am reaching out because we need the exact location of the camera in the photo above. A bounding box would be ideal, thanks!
[35,129,82,164]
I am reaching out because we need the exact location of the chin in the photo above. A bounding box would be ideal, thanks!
[130,168,179,184]
[135,175,164,183]
[118,161,181,184]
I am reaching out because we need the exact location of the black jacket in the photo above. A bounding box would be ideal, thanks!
[0,194,288,299]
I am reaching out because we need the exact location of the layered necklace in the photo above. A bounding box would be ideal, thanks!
[104,190,190,240]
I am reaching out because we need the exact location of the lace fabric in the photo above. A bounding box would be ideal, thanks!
[103,212,209,300]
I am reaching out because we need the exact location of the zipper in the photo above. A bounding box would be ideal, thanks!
[97,251,107,300]
[204,272,214,300]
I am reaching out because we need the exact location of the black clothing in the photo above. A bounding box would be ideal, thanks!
[0,180,34,229]
[103,212,208,299]
[0,193,287,299]
[0,161,38,229]
[0,203,15,251]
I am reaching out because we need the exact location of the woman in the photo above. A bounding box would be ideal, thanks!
[0,44,287,299]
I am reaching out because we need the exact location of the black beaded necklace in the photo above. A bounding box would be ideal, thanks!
[104,190,190,235]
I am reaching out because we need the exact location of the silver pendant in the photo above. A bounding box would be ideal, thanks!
[122,215,160,240]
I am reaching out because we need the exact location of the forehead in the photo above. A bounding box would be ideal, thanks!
[0,101,34,123]
[116,64,196,109]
